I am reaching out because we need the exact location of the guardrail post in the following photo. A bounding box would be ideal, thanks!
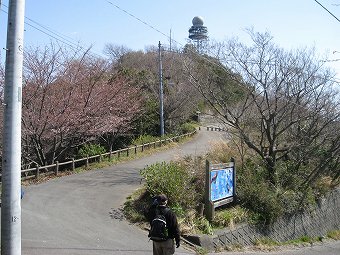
[72,158,75,171]
[109,149,112,160]
[99,153,102,163]
[55,161,59,176]
[135,145,137,155]
[142,144,144,152]
[36,165,40,180]
[127,148,129,157]
[153,142,156,149]
[118,150,120,159]
[86,155,89,168]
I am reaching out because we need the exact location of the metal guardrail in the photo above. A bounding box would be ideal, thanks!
[0,131,196,182]
[206,126,225,131]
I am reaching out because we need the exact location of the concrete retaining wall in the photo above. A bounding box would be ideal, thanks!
[184,188,340,250]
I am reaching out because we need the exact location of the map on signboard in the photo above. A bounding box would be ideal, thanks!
[210,167,234,202]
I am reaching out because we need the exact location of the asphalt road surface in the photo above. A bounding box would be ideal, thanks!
[208,240,340,255]
[1,128,339,255]
[16,129,224,255]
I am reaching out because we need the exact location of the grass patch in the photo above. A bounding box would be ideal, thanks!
[255,237,279,247]
[194,246,209,255]
[221,243,244,252]
[212,206,249,229]
[254,235,323,250]
[327,230,340,240]
[283,235,321,245]
[123,187,150,224]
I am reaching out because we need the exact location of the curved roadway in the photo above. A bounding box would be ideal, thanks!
[2,128,339,255]
[20,129,224,255]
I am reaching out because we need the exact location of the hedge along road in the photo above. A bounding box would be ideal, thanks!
[0,128,223,255]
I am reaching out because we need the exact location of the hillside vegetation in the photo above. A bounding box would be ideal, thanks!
[1,30,338,230]
[124,30,339,232]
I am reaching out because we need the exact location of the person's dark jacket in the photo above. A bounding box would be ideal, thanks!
[146,204,180,245]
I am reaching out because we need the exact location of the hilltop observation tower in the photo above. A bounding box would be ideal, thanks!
[188,16,208,53]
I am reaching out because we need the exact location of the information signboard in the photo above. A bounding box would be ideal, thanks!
[205,159,236,220]
[210,167,234,202]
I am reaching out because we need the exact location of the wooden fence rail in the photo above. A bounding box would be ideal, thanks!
[0,131,196,182]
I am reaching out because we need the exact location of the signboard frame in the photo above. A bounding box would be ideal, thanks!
[205,158,236,220]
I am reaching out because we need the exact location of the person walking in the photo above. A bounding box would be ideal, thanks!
[147,194,180,255]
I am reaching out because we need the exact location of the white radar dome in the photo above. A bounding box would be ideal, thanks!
[192,16,204,26]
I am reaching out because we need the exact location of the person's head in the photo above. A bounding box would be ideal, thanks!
[157,194,168,206]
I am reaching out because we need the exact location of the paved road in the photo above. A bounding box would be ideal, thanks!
[208,240,340,255]
[1,128,339,255]
[19,129,225,255]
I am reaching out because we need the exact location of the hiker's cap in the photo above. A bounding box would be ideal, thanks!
[158,194,168,204]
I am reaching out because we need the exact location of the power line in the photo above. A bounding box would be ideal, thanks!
[25,22,80,50]
[314,0,340,23]
[322,58,340,63]
[103,0,340,87]
[106,1,170,40]
[2,0,337,86]
[25,17,80,48]
[0,4,103,59]
[1,4,81,49]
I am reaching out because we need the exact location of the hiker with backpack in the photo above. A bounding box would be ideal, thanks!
[146,194,180,255]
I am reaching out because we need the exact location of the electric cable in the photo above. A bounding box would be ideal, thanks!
[104,0,340,89]
[0,4,103,59]
[314,0,340,23]
[106,1,170,40]
[1,4,81,49]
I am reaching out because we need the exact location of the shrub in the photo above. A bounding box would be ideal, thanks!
[177,155,206,203]
[212,206,249,228]
[132,135,159,145]
[237,161,284,224]
[206,141,236,165]
[194,217,213,235]
[177,122,197,134]
[131,134,182,146]
[140,161,196,210]
[127,140,336,235]
[77,144,106,158]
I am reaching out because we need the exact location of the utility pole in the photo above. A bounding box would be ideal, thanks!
[169,29,172,52]
[1,0,25,254]
[158,41,164,136]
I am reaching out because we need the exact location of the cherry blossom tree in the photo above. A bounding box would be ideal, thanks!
[22,45,142,167]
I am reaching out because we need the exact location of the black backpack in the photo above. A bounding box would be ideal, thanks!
[148,207,170,241]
